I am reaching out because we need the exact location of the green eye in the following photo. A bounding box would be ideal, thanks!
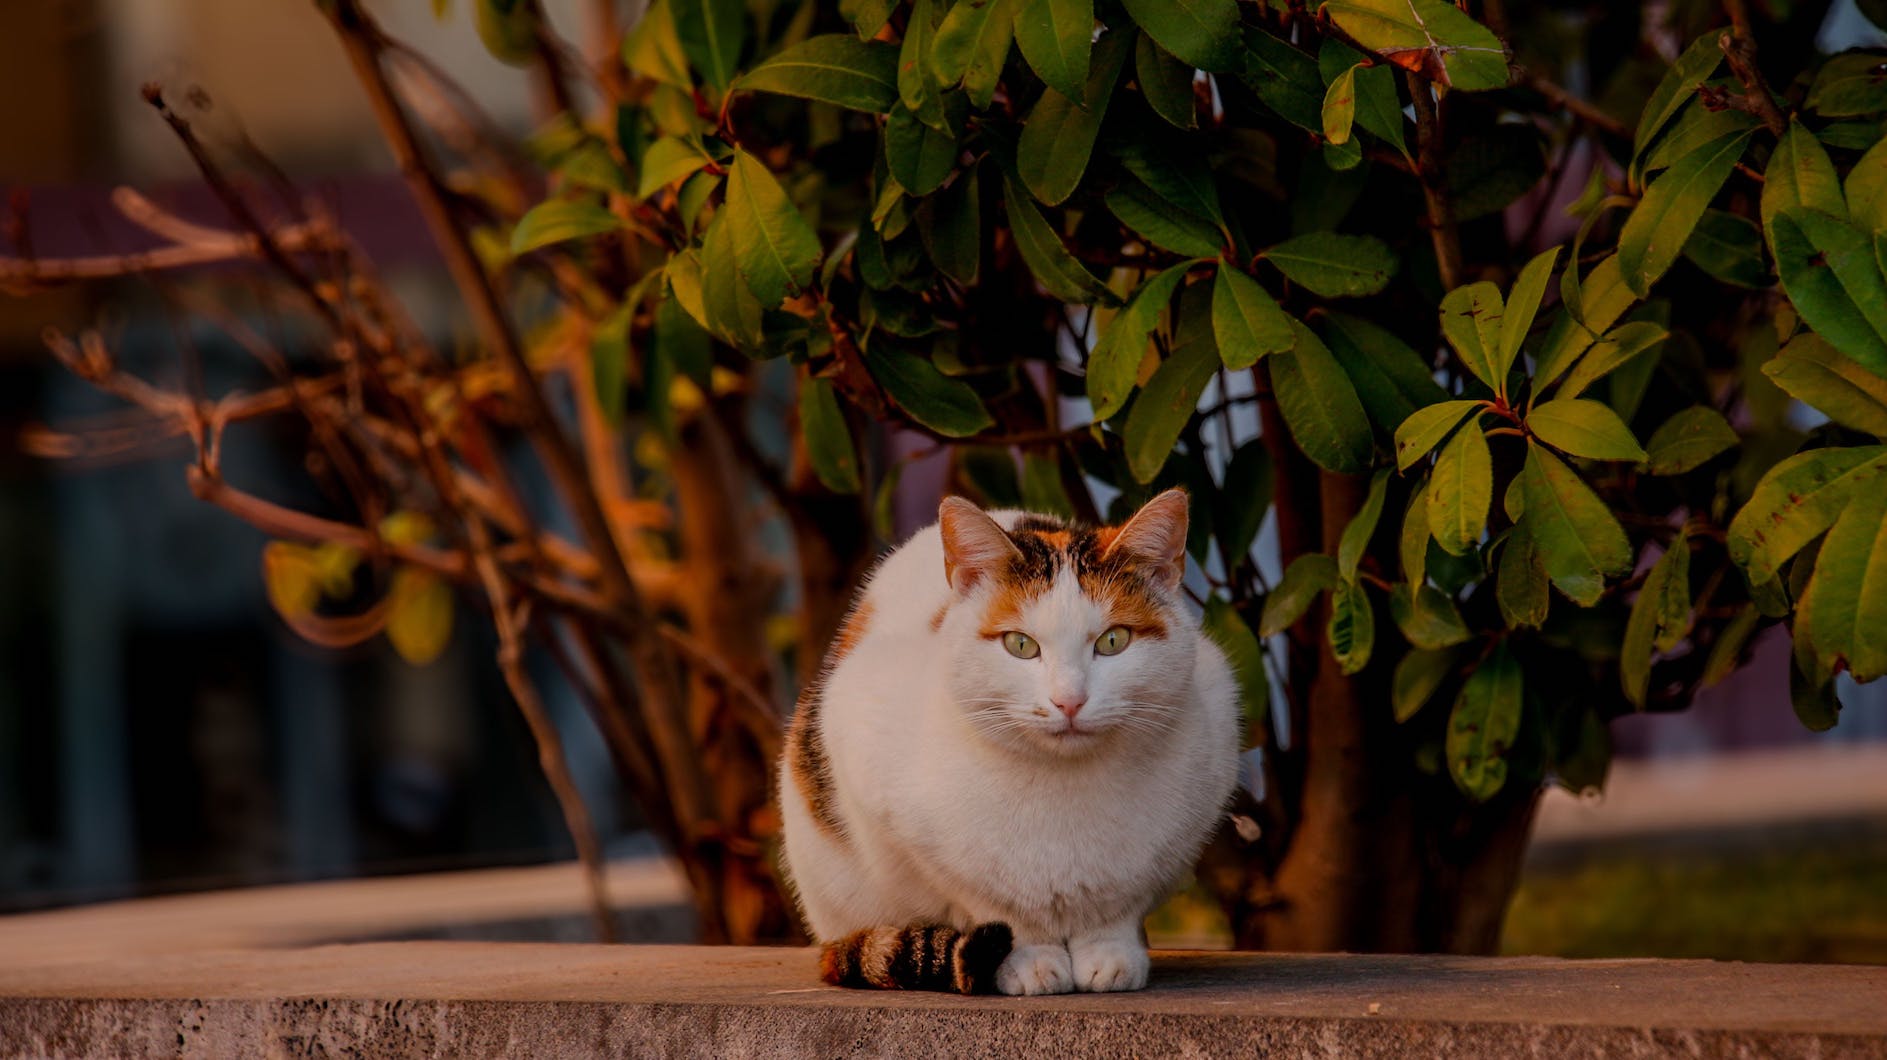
[1002,632,1040,659]
[1096,626,1132,656]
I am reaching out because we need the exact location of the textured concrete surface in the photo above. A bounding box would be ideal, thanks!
[3,942,1885,1058]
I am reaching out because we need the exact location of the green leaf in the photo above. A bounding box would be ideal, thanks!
[590,302,631,427]
[1124,310,1220,483]
[898,0,943,121]
[655,288,711,389]
[1683,208,1771,288]
[1428,423,1492,556]
[623,0,691,87]
[701,213,764,347]
[1270,320,1375,474]
[1521,442,1632,605]
[1012,0,1092,98]
[1263,232,1397,298]
[1439,280,1506,391]
[1203,596,1269,732]
[1771,208,1887,376]
[1212,267,1293,370]
[1018,29,1130,205]
[1240,28,1325,132]
[885,107,958,195]
[1320,41,1409,159]
[1138,35,1197,128]
[1400,481,1431,585]
[1527,398,1647,462]
[933,0,1016,110]
[799,377,861,493]
[1642,406,1738,474]
[1109,181,1223,257]
[1762,120,1846,244]
[1020,451,1075,518]
[1121,0,1238,71]
[1806,51,1887,118]
[1394,399,1481,471]
[1558,320,1668,401]
[1447,642,1523,803]
[866,347,995,436]
[1086,263,1189,419]
[1215,440,1272,563]
[1391,583,1473,650]
[1632,32,1725,177]
[1261,553,1338,637]
[1323,314,1449,434]
[1798,483,1887,681]
[1499,246,1560,377]
[1322,0,1509,91]
[474,0,537,64]
[738,34,899,111]
[843,0,898,38]
[1702,605,1761,687]
[1642,100,1760,178]
[1846,137,1887,234]
[1446,124,1547,222]
[1394,647,1458,723]
[917,168,981,285]
[1112,138,1225,225]
[1727,445,1887,583]
[674,0,745,89]
[1621,537,1692,707]
[1497,524,1549,629]
[1328,579,1375,675]
[509,199,624,255]
[1003,176,1117,306]
[1322,64,1359,146]
[1790,657,1843,732]
[1617,127,1753,296]
[1536,255,1638,390]
[725,150,823,306]
[1338,469,1391,579]
[637,137,713,199]
[1765,332,1887,438]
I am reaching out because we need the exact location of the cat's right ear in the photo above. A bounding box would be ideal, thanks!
[939,497,1019,595]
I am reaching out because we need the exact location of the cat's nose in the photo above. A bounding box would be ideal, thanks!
[1052,694,1087,719]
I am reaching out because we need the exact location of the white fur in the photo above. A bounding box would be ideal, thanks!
[778,506,1240,995]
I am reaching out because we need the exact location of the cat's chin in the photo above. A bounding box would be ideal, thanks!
[1010,724,1112,757]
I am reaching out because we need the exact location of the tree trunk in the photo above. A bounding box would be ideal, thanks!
[670,404,801,944]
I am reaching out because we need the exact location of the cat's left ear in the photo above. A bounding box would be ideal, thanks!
[1103,488,1189,590]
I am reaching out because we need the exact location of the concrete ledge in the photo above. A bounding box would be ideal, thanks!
[3,942,1885,1058]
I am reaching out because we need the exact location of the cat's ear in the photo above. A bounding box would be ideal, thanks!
[1103,488,1189,590]
[939,497,1019,594]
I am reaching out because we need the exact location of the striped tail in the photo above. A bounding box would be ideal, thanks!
[820,922,1013,995]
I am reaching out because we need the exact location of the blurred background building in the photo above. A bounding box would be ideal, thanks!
[1,0,1883,960]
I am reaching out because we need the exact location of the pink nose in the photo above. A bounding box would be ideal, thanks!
[1052,694,1087,719]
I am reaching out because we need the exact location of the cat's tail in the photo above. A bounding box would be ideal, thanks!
[819,922,1012,995]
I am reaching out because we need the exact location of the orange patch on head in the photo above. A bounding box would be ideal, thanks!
[978,578,1038,638]
[1079,568,1169,639]
[930,603,950,632]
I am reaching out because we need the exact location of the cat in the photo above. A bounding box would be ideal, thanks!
[778,488,1240,995]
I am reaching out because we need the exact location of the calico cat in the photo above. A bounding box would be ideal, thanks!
[778,489,1239,995]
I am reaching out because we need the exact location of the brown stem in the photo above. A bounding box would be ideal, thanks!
[1406,72,1464,292]
[318,0,713,842]
[1718,2,1788,138]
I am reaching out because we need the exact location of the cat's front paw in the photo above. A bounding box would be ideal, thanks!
[996,943,1074,996]
[1069,936,1149,993]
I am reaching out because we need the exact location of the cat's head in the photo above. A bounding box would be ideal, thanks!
[937,489,1197,757]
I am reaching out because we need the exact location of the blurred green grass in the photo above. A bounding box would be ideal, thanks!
[1147,822,1887,963]
[1503,823,1887,965]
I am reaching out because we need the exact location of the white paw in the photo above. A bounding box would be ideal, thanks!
[996,943,1074,996]
[1069,936,1149,993]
